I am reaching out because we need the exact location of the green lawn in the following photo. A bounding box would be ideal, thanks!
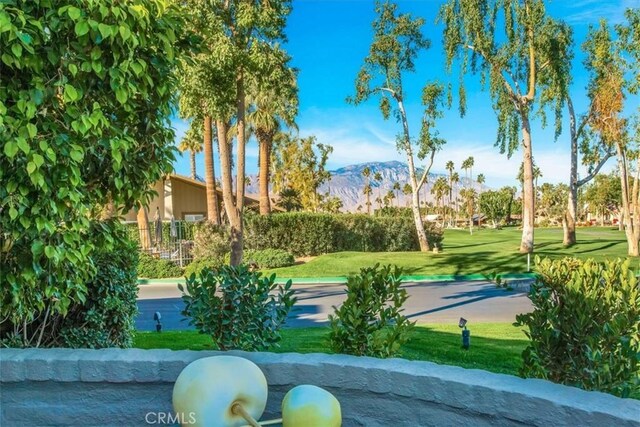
[264,227,637,278]
[134,323,527,376]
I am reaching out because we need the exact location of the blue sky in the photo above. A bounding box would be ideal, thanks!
[171,0,638,188]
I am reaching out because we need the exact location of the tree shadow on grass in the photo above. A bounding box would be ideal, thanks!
[401,250,527,276]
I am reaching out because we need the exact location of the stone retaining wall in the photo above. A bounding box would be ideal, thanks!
[1,348,638,426]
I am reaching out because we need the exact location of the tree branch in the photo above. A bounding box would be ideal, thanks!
[465,44,520,101]
[577,148,615,187]
[375,86,397,99]
[417,149,437,191]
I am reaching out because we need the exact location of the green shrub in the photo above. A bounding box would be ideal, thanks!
[192,223,230,263]
[184,257,226,278]
[329,264,414,358]
[515,257,640,397]
[179,265,296,351]
[244,212,443,256]
[244,249,295,269]
[137,252,183,278]
[58,226,139,348]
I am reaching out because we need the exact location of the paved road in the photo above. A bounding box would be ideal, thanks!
[136,280,533,331]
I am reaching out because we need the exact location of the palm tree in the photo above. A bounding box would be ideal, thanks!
[477,173,485,196]
[246,57,298,215]
[392,182,401,207]
[362,166,372,215]
[373,171,383,203]
[402,183,412,207]
[460,188,477,234]
[451,171,460,222]
[247,91,298,215]
[445,160,455,224]
[462,156,475,188]
[278,187,302,212]
[375,196,383,210]
[178,121,203,180]
[363,184,373,214]
[385,190,395,208]
[431,177,450,226]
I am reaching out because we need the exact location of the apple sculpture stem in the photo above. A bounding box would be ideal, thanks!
[239,419,283,427]
[231,403,261,427]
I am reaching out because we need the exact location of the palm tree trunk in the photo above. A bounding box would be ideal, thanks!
[258,132,272,215]
[190,150,197,180]
[203,116,221,225]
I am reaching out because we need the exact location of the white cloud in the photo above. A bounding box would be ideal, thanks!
[300,119,617,189]
[562,0,631,25]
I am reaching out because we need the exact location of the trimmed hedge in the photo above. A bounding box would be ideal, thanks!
[137,252,183,279]
[244,213,443,256]
[245,249,295,269]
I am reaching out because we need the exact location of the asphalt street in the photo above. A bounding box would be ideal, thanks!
[136,280,533,331]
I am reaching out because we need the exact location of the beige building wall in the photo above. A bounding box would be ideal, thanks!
[169,177,207,220]
[122,179,166,222]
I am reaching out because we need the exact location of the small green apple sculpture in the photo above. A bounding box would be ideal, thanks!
[172,356,267,427]
[281,385,342,427]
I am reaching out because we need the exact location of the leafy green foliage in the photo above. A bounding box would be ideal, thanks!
[191,222,230,264]
[0,0,190,346]
[58,229,139,348]
[179,266,296,351]
[244,212,443,256]
[479,187,517,228]
[271,134,333,212]
[329,264,414,358]
[516,257,640,397]
[183,257,226,279]
[137,252,183,279]
[244,248,294,269]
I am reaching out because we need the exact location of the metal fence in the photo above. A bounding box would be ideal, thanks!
[124,221,197,267]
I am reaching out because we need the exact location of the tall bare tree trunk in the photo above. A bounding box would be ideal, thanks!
[398,99,430,252]
[203,116,221,225]
[520,115,535,253]
[217,119,243,266]
[615,144,639,256]
[257,131,272,215]
[190,151,197,180]
[564,99,579,246]
[137,204,151,251]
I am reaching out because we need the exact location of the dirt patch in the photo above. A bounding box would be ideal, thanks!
[294,256,316,265]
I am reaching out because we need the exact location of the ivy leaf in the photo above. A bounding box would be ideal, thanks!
[98,23,111,39]
[75,20,89,36]
[27,123,37,139]
[67,6,81,20]
[115,87,128,104]
[64,84,78,102]
[11,43,22,58]
[4,140,18,158]
[17,138,30,154]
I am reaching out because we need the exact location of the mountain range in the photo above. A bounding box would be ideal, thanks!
[244,160,487,212]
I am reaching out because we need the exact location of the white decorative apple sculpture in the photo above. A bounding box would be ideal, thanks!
[172,356,268,427]
[281,385,342,427]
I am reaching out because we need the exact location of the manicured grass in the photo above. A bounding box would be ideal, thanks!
[134,323,527,376]
[264,227,637,278]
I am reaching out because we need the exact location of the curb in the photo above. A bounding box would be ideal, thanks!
[138,272,537,286]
